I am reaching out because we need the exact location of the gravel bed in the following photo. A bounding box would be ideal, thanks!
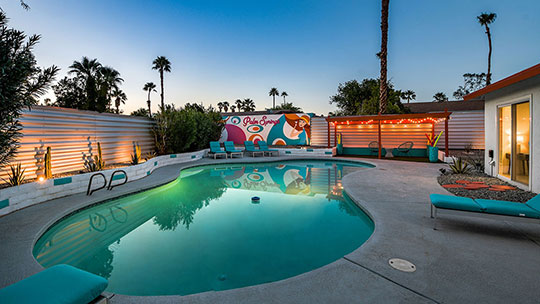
[438,173,537,203]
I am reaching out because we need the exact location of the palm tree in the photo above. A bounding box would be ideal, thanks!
[477,12,497,85]
[99,66,123,104]
[378,0,389,114]
[217,102,224,112]
[230,105,236,112]
[222,101,229,112]
[269,87,279,109]
[143,82,157,117]
[152,56,172,112]
[401,90,416,103]
[235,99,244,112]
[433,92,448,102]
[243,98,255,111]
[281,91,288,104]
[69,57,102,111]
[111,88,127,114]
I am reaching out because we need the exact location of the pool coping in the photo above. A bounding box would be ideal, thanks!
[1,156,540,303]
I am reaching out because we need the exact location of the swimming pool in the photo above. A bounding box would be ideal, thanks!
[33,160,374,296]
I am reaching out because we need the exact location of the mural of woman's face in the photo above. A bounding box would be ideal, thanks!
[298,120,307,128]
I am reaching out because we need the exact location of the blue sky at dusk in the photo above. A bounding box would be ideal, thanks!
[3,0,540,115]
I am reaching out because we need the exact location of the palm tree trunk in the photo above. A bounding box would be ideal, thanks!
[273,96,275,109]
[147,90,152,117]
[283,96,286,104]
[379,0,389,114]
[486,26,492,85]
[160,69,165,112]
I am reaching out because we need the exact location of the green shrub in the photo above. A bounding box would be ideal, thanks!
[153,104,224,154]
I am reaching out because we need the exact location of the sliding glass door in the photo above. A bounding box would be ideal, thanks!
[498,101,530,185]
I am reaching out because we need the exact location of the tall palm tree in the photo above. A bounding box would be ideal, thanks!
[243,98,255,111]
[269,87,279,109]
[152,56,171,112]
[111,88,127,114]
[477,12,497,85]
[230,105,236,112]
[401,90,416,103]
[235,99,244,112]
[143,82,157,117]
[281,91,288,104]
[378,0,389,114]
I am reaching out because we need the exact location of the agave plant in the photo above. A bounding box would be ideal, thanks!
[449,157,471,174]
[2,163,26,186]
[144,151,156,161]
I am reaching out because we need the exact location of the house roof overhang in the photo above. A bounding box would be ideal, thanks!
[464,63,540,100]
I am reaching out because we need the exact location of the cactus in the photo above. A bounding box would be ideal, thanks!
[94,142,105,170]
[131,143,141,165]
[44,146,52,179]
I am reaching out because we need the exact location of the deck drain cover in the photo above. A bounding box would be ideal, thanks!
[388,258,416,272]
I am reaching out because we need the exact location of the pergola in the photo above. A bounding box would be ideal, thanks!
[326,111,452,159]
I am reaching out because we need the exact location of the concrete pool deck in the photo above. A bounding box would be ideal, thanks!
[0,157,539,303]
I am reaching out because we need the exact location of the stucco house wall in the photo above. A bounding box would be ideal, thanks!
[483,75,539,192]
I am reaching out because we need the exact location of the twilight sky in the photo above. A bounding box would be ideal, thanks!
[3,0,540,115]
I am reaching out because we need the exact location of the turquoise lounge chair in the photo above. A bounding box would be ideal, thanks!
[0,264,108,304]
[257,141,279,156]
[224,141,243,158]
[244,141,264,157]
[429,193,540,229]
[209,141,227,159]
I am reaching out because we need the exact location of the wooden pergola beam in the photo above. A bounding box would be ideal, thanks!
[326,112,452,123]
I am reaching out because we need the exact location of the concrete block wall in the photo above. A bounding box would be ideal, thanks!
[0,150,207,216]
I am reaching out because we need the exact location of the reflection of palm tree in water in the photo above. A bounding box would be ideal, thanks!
[152,173,227,230]
[78,245,114,279]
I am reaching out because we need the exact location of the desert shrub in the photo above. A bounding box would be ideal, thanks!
[153,104,223,154]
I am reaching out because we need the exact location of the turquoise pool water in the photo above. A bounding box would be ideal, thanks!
[33,160,374,296]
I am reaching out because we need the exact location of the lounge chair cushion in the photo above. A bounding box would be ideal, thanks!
[525,194,540,213]
[429,194,483,212]
[0,264,108,304]
[475,199,540,219]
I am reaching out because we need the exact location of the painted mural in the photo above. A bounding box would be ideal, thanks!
[221,113,312,145]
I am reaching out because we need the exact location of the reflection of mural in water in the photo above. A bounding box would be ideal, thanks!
[33,161,369,280]
[210,162,368,201]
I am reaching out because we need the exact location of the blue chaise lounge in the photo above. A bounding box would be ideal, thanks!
[0,264,108,304]
[244,141,264,157]
[209,141,227,159]
[257,141,279,156]
[224,141,243,158]
[429,193,540,229]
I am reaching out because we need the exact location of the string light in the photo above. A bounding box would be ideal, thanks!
[328,117,446,126]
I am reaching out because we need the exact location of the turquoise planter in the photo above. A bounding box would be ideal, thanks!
[337,144,343,155]
[428,146,439,163]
